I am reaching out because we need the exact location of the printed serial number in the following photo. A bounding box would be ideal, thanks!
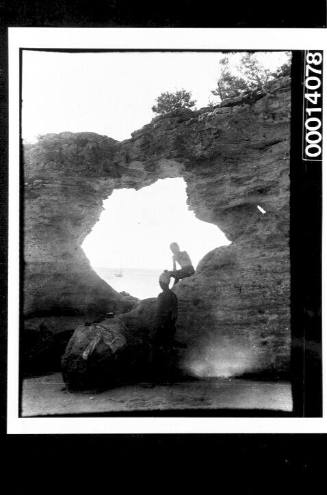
[303,51,323,160]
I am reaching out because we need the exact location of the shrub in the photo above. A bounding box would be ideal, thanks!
[212,53,291,102]
[152,89,196,115]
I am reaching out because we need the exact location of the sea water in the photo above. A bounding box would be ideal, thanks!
[94,267,163,300]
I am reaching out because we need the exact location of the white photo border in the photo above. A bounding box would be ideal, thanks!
[8,27,327,434]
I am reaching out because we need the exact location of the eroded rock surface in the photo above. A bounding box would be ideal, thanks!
[62,317,130,390]
[24,75,291,377]
[62,298,184,389]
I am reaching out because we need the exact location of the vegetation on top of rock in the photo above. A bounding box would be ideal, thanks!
[211,53,291,103]
[152,89,197,115]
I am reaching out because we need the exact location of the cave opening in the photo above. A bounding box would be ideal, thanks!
[82,177,230,299]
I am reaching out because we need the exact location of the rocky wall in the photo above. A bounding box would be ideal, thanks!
[23,75,291,376]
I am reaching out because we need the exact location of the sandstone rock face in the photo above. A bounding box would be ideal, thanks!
[24,76,291,377]
[62,317,130,390]
[62,299,185,389]
[24,133,135,318]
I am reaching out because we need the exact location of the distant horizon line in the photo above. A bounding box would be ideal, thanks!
[93,265,165,271]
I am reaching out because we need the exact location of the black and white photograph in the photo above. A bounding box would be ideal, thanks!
[6,29,325,430]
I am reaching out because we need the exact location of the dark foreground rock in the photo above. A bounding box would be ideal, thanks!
[62,317,138,390]
[23,323,75,375]
[61,298,184,390]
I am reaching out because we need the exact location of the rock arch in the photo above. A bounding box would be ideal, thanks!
[23,75,291,375]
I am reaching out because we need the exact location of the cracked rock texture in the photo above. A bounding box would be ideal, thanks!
[24,75,291,377]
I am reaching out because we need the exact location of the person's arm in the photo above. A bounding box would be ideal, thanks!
[172,255,176,271]
[184,251,193,267]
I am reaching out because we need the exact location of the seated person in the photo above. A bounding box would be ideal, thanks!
[169,242,195,285]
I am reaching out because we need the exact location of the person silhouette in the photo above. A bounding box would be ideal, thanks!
[151,271,179,382]
[155,271,178,347]
[169,242,195,285]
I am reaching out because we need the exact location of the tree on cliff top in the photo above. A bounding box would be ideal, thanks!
[152,89,196,115]
[212,53,291,102]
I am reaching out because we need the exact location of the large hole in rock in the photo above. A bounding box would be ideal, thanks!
[82,178,230,299]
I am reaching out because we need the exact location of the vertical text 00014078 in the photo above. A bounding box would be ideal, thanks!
[302,51,323,161]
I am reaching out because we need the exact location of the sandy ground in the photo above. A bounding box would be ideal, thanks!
[21,373,293,416]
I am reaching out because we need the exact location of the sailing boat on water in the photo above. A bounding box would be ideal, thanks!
[114,263,123,278]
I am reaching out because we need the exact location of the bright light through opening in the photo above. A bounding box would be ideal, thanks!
[82,178,230,299]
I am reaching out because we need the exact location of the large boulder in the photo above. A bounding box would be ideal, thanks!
[61,301,158,390]
[62,317,134,390]
[61,298,185,390]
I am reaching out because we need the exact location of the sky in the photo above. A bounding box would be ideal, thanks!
[22,50,289,143]
[82,178,230,270]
